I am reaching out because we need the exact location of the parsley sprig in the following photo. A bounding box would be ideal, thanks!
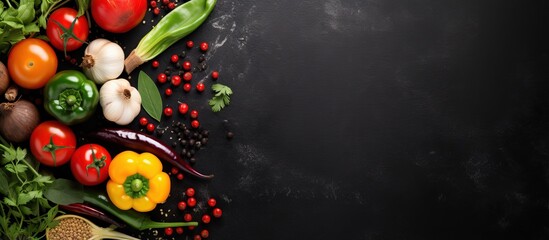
[209,83,233,112]
[0,136,58,240]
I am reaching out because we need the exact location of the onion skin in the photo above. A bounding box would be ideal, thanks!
[0,100,40,143]
[0,61,8,95]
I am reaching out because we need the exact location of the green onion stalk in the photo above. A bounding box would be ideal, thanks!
[124,0,217,74]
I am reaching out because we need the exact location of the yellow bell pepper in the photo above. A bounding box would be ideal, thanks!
[106,151,170,212]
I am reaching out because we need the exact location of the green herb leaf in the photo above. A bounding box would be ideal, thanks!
[17,192,33,205]
[3,197,16,207]
[209,83,233,112]
[76,0,90,17]
[5,163,27,174]
[0,170,9,195]
[17,2,35,24]
[20,206,32,215]
[16,147,27,161]
[138,71,163,122]
[34,175,53,184]
[44,178,85,205]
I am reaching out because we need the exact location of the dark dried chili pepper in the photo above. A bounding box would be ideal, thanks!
[88,128,213,179]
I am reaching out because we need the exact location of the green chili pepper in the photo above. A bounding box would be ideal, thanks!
[44,179,198,230]
[125,0,217,73]
[44,70,99,125]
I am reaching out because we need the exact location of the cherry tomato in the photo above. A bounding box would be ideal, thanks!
[152,60,159,68]
[211,71,219,80]
[178,103,189,114]
[183,72,192,81]
[201,214,211,224]
[171,75,182,86]
[196,82,205,92]
[182,61,191,71]
[157,73,167,83]
[30,121,76,167]
[178,201,187,211]
[70,144,112,186]
[176,227,184,234]
[183,83,192,92]
[164,107,173,117]
[153,7,160,15]
[147,123,155,132]
[91,0,147,33]
[186,41,194,48]
[212,208,222,218]
[186,187,195,197]
[46,8,89,52]
[190,110,198,119]
[165,88,173,96]
[7,38,58,89]
[200,42,209,52]
[165,227,173,236]
[191,120,200,129]
[139,117,148,126]
[207,198,217,207]
[187,197,197,207]
[171,54,179,63]
[200,229,209,238]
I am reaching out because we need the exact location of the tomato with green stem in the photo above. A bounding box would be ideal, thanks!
[46,8,89,54]
[30,121,77,167]
[70,144,112,186]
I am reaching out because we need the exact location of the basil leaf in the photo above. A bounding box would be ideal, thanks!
[18,2,35,24]
[44,178,84,205]
[138,71,163,122]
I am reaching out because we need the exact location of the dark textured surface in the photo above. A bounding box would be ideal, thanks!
[186,0,549,239]
[3,0,549,239]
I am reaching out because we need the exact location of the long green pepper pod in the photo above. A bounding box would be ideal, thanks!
[124,0,217,74]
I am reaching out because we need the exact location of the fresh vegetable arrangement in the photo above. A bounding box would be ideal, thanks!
[0,0,233,238]
[124,0,217,73]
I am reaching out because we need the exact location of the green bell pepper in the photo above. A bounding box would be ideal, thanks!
[44,70,99,125]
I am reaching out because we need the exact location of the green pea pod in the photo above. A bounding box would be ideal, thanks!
[125,0,217,73]
[44,70,99,125]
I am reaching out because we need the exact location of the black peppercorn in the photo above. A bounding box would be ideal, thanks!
[226,131,234,139]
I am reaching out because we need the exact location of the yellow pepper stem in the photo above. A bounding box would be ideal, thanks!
[123,173,149,198]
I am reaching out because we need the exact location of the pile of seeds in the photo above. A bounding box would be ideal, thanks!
[47,217,92,240]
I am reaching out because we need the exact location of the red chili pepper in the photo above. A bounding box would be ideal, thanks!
[88,128,213,179]
[59,203,125,228]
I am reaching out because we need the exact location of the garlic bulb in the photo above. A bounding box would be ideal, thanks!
[100,79,141,125]
[82,39,125,84]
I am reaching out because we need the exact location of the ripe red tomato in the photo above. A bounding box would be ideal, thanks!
[30,121,76,167]
[91,0,148,33]
[7,38,58,89]
[46,8,89,52]
[70,144,112,186]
